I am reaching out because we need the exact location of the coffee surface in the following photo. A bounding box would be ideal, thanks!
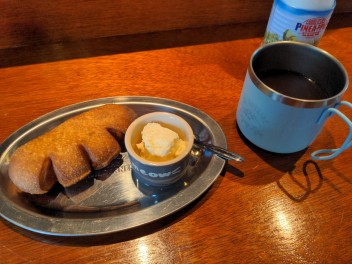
[257,69,328,100]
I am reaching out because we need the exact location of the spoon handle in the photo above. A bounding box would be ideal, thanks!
[194,139,244,162]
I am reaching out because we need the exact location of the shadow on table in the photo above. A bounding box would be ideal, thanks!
[276,160,324,202]
[224,123,308,185]
[224,163,245,178]
[231,122,331,202]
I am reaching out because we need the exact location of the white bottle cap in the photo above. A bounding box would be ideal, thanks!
[282,0,335,11]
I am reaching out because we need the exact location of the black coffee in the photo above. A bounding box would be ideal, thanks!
[257,69,329,100]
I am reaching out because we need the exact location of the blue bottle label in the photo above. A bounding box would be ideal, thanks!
[264,0,335,45]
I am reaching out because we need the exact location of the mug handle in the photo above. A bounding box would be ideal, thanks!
[311,101,352,161]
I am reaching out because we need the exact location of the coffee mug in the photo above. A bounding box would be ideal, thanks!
[236,41,351,160]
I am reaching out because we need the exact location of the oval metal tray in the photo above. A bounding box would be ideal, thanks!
[0,96,226,236]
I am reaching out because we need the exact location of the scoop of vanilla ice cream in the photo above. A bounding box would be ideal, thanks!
[136,122,186,161]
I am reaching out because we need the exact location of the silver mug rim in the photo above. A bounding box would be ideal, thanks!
[248,41,349,108]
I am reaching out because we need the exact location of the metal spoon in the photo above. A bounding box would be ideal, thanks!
[193,137,244,162]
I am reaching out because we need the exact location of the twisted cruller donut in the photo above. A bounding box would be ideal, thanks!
[8,104,136,194]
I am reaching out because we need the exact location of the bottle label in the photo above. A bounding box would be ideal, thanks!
[264,0,335,45]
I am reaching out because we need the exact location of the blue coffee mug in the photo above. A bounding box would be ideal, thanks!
[236,42,351,160]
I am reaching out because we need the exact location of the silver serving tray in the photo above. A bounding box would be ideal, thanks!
[0,96,226,236]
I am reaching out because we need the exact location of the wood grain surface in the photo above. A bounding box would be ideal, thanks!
[0,26,352,263]
[1,0,352,49]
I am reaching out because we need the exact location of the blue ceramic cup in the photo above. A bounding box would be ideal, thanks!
[125,112,194,186]
[236,41,351,160]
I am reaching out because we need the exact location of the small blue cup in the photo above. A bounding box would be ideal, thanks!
[125,112,194,186]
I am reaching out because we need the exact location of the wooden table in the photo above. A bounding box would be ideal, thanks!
[1,27,351,263]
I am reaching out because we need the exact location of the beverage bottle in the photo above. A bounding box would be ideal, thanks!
[263,0,335,46]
